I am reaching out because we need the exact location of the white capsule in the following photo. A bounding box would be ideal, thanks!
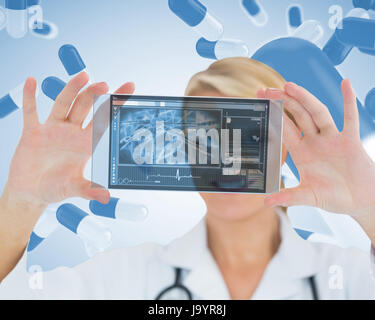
[89,197,149,222]
[77,216,112,254]
[291,20,324,46]
[196,37,249,60]
[5,0,28,39]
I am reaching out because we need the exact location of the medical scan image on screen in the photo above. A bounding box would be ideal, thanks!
[108,95,273,193]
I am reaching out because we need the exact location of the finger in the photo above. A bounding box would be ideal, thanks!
[342,79,360,137]
[256,88,266,99]
[282,113,303,155]
[284,82,338,135]
[84,82,135,134]
[67,82,109,125]
[22,77,39,130]
[266,88,318,135]
[70,178,110,204]
[48,72,89,122]
[264,185,317,208]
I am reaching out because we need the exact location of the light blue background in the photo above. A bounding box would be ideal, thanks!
[0,0,374,271]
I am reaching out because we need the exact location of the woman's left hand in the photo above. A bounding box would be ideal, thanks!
[261,80,375,224]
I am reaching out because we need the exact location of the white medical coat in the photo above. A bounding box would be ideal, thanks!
[1,210,375,299]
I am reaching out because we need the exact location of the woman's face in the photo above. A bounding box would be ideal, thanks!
[195,90,288,222]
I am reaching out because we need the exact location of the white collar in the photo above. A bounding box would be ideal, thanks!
[158,208,321,299]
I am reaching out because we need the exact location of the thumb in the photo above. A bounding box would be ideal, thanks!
[71,178,110,204]
[264,186,317,208]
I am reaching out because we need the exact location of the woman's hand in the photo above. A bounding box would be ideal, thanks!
[261,80,375,221]
[6,72,135,207]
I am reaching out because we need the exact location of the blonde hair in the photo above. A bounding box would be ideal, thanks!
[185,57,286,98]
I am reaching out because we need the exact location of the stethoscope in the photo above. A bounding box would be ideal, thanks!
[155,267,319,300]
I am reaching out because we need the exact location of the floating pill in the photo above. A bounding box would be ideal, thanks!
[0,82,26,118]
[323,8,370,66]
[352,0,375,10]
[335,18,375,50]
[56,203,112,255]
[291,20,324,45]
[241,0,268,27]
[196,37,249,60]
[168,0,223,41]
[59,44,87,76]
[5,0,28,38]
[27,206,58,252]
[365,88,375,118]
[30,20,58,40]
[0,6,6,31]
[287,5,303,32]
[42,76,66,101]
[252,37,375,178]
[89,197,149,221]
[27,0,40,6]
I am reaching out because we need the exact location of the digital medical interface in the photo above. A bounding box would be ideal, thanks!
[109,95,272,193]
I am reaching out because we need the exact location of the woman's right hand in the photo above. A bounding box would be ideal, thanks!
[4,71,135,217]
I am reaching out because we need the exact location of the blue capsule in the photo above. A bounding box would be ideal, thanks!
[241,0,268,27]
[89,197,148,221]
[352,0,375,10]
[323,8,370,66]
[365,88,375,118]
[168,0,223,41]
[27,232,44,251]
[196,37,249,60]
[335,18,375,50]
[42,76,66,101]
[59,44,87,76]
[252,37,375,179]
[27,206,58,252]
[5,0,28,38]
[288,5,303,30]
[0,82,24,118]
[56,204,112,255]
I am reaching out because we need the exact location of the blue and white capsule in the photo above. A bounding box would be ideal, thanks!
[89,197,148,221]
[335,17,375,50]
[241,0,268,27]
[27,206,58,252]
[59,44,87,77]
[352,0,375,10]
[168,0,223,42]
[323,8,370,66]
[56,204,112,256]
[5,0,28,38]
[291,20,324,46]
[287,5,303,34]
[0,82,39,118]
[196,37,249,60]
[42,76,66,101]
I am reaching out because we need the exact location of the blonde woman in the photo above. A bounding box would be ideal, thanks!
[1,58,375,300]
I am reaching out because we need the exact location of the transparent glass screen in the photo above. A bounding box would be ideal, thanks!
[92,95,283,193]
